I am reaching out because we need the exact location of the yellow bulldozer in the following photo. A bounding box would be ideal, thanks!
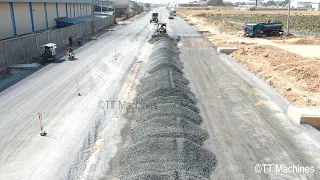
[155,23,167,36]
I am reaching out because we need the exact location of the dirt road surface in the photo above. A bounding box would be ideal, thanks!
[178,9,320,106]
[0,8,320,180]
[164,9,320,179]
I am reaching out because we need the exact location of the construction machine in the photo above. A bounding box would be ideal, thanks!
[150,13,159,23]
[153,23,168,37]
[169,11,174,19]
[244,22,284,37]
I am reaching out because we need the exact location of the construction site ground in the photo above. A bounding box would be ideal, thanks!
[178,8,320,107]
[1,8,320,180]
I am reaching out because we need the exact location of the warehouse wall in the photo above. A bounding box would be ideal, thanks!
[0,15,115,70]
[0,3,14,40]
[13,2,32,36]
[58,3,66,17]
[77,3,80,17]
[32,3,46,31]
[0,2,94,41]
[46,3,56,28]
[69,3,74,18]
[87,3,91,16]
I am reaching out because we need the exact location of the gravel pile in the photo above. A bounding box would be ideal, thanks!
[131,116,208,145]
[140,68,189,86]
[120,36,217,180]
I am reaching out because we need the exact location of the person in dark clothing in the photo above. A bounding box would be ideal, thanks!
[68,47,73,54]
[69,36,73,47]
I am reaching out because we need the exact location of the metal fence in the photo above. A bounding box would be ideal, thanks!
[0,15,114,70]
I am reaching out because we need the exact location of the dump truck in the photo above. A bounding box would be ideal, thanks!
[244,22,284,37]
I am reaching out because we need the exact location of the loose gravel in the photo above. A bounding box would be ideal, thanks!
[120,36,217,180]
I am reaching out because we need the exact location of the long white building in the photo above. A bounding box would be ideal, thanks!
[291,0,320,9]
[0,0,93,40]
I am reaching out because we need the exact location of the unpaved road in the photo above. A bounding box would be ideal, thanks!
[1,8,320,180]
[178,10,320,107]
[163,9,320,179]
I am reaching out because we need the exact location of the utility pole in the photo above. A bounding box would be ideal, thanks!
[92,0,95,33]
[286,0,291,35]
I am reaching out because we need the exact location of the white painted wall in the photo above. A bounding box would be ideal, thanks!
[88,3,92,15]
[68,3,72,18]
[79,4,86,16]
[58,3,66,17]
[46,3,56,28]
[76,3,79,17]
[32,2,46,31]
[84,3,87,16]
[0,2,14,39]
[13,2,32,36]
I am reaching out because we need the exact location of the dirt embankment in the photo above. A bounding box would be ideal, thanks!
[178,8,320,106]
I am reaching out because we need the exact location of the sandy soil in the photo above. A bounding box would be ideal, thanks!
[178,7,320,16]
[178,9,320,106]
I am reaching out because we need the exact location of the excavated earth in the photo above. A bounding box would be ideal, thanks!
[118,36,217,179]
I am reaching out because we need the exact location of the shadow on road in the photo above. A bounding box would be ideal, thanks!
[44,133,57,139]
[0,24,120,93]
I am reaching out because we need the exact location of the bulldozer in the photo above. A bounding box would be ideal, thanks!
[154,23,168,36]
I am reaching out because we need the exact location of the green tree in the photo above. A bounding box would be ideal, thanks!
[145,3,151,9]
[284,0,290,4]
[208,0,225,6]
[131,2,143,14]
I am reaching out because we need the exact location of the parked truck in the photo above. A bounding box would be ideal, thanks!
[244,22,284,37]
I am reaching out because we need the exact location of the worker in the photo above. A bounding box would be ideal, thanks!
[69,36,73,47]
[267,19,271,24]
[67,47,73,54]
[44,46,51,60]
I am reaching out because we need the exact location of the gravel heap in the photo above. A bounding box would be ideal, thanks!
[120,36,217,180]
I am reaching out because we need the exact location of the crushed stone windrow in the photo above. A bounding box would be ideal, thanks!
[119,36,217,179]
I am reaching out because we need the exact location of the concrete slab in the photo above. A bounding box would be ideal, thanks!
[288,106,320,129]
[217,47,239,55]
[9,63,41,70]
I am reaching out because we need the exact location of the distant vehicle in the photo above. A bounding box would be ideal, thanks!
[244,22,284,37]
[169,12,174,19]
[172,10,177,16]
[150,13,159,23]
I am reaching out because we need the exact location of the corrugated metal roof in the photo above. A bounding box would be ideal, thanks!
[56,15,106,28]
